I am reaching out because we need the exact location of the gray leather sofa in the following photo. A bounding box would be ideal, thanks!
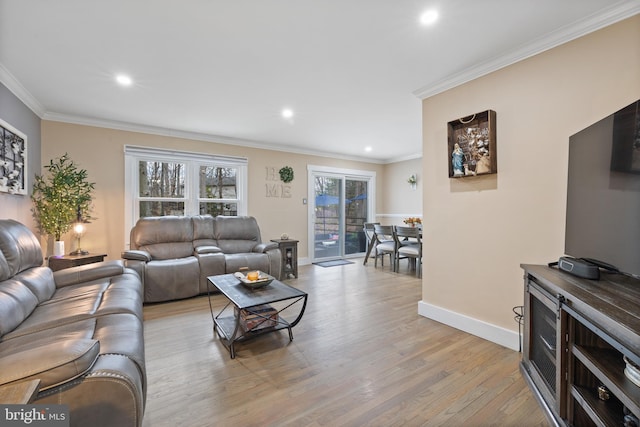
[122,215,281,303]
[0,219,146,427]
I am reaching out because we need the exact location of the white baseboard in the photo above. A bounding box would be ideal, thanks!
[417,301,521,352]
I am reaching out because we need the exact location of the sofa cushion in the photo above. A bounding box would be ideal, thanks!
[2,314,144,381]
[51,269,142,303]
[144,257,200,302]
[14,266,56,302]
[3,319,97,350]
[0,278,39,337]
[0,220,43,281]
[194,245,222,254]
[3,279,142,340]
[213,216,261,253]
[192,215,217,247]
[0,339,100,390]
[130,216,194,259]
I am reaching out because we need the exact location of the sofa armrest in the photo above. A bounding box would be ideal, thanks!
[121,250,152,262]
[253,242,279,253]
[53,260,128,288]
[194,245,222,254]
[0,339,100,389]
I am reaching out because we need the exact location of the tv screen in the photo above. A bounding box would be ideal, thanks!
[565,99,640,278]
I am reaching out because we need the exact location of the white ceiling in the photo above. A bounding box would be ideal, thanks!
[1,1,639,163]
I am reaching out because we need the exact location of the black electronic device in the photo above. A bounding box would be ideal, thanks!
[551,257,601,280]
[580,257,619,273]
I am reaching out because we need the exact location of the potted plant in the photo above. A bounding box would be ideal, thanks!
[31,153,95,256]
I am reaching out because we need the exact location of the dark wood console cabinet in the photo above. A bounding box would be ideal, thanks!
[521,264,640,427]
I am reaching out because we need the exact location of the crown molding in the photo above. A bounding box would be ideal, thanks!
[0,64,46,117]
[413,1,640,100]
[43,112,405,164]
[385,152,423,163]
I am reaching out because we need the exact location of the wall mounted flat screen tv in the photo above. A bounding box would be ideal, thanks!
[565,99,640,278]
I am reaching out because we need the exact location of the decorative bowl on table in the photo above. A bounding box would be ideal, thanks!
[233,271,274,289]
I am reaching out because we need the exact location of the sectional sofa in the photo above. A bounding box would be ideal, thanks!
[0,219,146,427]
[122,215,282,303]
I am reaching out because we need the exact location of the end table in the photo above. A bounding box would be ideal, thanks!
[271,239,298,279]
[0,379,40,404]
[48,253,107,272]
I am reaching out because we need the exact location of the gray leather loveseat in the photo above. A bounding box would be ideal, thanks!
[0,219,146,427]
[122,215,281,303]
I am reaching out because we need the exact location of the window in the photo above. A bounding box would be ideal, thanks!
[124,146,247,247]
[198,165,238,216]
[138,160,186,216]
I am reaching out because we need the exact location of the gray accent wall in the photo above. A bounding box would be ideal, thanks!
[0,82,41,226]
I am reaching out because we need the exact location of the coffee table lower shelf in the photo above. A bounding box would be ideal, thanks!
[213,312,294,358]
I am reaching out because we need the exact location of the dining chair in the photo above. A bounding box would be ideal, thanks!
[373,224,397,271]
[394,225,422,277]
[362,222,380,265]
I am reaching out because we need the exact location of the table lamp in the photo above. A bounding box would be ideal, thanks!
[70,207,89,255]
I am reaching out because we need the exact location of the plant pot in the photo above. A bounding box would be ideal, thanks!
[54,241,65,257]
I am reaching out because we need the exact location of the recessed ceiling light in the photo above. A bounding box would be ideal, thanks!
[420,9,438,26]
[116,74,133,86]
[281,108,294,119]
[365,146,373,152]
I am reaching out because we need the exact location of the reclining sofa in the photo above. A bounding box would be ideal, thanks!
[0,219,146,427]
[122,215,281,303]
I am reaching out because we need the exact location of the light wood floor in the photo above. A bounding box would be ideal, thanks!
[141,259,548,426]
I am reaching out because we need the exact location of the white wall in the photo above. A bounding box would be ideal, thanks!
[380,157,422,225]
[419,15,640,350]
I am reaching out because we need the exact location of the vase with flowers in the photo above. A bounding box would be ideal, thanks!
[403,217,422,227]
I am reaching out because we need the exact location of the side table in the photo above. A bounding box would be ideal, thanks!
[271,239,298,279]
[0,379,40,404]
[48,253,107,272]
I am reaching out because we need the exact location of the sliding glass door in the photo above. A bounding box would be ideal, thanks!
[344,179,369,255]
[308,166,375,261]
[313,176,342,259]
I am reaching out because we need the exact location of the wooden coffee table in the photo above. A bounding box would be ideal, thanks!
[207,274,308,358]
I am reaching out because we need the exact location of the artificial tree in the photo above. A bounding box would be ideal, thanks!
[31,153,95,252]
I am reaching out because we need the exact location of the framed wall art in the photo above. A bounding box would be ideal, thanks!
[0,118,28,195]
[447,110,496,178]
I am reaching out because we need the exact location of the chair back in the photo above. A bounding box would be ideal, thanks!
[373,225,394,243]
[395,225,422,259]
[394,225,421,243]
[394,225,423,277]
[363,222,379,245]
